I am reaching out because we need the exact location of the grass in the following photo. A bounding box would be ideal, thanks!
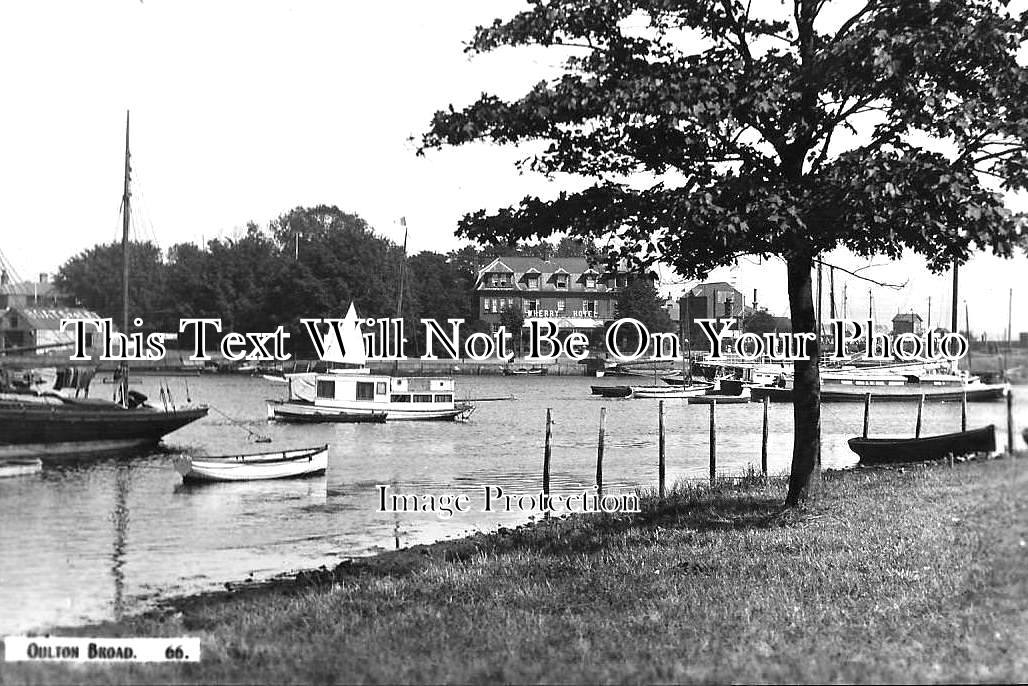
[3,456,1028,684]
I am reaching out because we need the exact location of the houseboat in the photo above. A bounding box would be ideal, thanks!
[267,303,473,422]
[268,369,474,421]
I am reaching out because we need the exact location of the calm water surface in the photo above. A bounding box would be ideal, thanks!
[1,374,1025,633]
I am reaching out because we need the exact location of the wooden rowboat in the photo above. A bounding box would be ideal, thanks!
[175,445,328,482]
[591,385,633,398]
[847,425,995,465]
[631,383,712,399]
[0,458,42,478]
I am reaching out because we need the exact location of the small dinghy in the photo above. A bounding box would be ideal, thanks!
[0,458,42,478]
[631,383,712,398]
[591,385,633,398]
[175,445,328,482]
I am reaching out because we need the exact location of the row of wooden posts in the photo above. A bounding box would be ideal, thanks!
[864,390,1016,455]
[542,396,774,497]
[541,390,1018,498]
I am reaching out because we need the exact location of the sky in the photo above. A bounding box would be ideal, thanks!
[0,0,1025,338]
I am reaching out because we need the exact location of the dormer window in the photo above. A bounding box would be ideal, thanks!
[585,275,596,288]
[527,275,540,290]
[555,275,569,289]
[489,274,509,288]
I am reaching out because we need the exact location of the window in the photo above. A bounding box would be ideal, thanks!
[413,394,433,403]
[584,300,597,315]
[585,275,597,288]
[9,314,18,328]
[390,394,411,403]
[376,382,387,395]
[524,299,538,313]
[316,380,336,399]
[555,275,569,289]
[556,299,565,313]
[527,276,540,290]
[356,382,375,400]
[434,394,453,403]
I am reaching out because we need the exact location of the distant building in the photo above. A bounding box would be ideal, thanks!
[679,282,746,347]
[892,313,924,336]
[1019,332,1028,347]
[476,256,625,332]
[0,271,69,309]
[0,306,104,356]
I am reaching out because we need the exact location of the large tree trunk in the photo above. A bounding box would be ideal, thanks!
[785,246,821,506]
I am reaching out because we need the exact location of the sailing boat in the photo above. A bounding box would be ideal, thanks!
[0,112,208,459]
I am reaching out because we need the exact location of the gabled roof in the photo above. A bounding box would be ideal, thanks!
[892,312,923,322]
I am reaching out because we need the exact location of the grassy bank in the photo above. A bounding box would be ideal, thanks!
[3,457,1028,684]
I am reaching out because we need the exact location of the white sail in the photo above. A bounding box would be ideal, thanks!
[321,303,367,366]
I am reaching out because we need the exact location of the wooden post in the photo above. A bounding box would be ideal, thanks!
[543,408,552,497]
[761,395,769,476]
[862,393,871,439]
[961,391,967,432]
[1007,391,1014,455]
[709,400,717,485]
[915,393,924,438]
[596,407,606,495]
[658,400,666,499]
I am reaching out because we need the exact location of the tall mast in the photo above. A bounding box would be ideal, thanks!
[121,110,131,339]
[119,111,131,405]
[950,264,958,333]
[395,217,407,318]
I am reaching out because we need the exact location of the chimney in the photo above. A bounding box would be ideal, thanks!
[39,273,48,284]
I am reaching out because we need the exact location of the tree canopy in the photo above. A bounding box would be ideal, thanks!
[422,0,1028,504]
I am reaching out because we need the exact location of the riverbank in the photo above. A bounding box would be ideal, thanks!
[3,456,1027,683]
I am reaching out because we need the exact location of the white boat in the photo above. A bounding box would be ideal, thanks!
[175,445,328,482]
[267,304,474,422]
[0,458,42,478]
[630,383,713,399]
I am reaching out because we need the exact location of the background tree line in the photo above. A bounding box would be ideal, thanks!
[55,205,671,356]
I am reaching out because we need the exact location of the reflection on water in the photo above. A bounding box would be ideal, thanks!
[0,374,1024,633]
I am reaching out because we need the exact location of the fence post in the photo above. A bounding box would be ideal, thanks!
[709,400,717,485]
[761,395,769,476]
[543,408,552,497]
[1007,391,1014,455]
[658,400,666,499]
[596,407,606,495]
[862,392,871,439]
[961,391,968,432]
[915,393,924,438]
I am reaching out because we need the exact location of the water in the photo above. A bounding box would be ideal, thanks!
[0,374,1024,634]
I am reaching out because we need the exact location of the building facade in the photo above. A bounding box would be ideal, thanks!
[679,281,746,347]
[476,257,626,331]
[0,306,104,356]
[892,313,924,335]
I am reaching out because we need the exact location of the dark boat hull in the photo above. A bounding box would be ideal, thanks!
[847,425,996,465]
[0,403,208,459]
[272,408,387,424]
[591,385,633,398]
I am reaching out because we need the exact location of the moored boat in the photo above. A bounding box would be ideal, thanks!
[0,458,42,478]
[630,383,712,399]
[268,403,388,423]
[175,444,329,482]
[847,425,996,464]
[591,385,633,398]
[750,370,1009,403]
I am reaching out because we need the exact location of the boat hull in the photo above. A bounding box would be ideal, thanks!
[631,384,712,398]
[268,400,471,421]
[0,404,208,460]
[847,425,996,464]
[177,445,328,482]
[0,458,43,477]
[591,385,633,398]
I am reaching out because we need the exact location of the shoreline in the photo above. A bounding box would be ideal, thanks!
[3,454,1027,682]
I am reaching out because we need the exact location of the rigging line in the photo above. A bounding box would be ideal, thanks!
[208,404,272,443]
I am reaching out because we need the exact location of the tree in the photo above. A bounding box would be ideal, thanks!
[499,304,526,356]
[422,0,1028,505]
[56,241,165,323]
[614,276,674,353]
[743,310,791,336]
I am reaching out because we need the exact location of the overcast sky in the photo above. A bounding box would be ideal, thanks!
[0,0,1025,337]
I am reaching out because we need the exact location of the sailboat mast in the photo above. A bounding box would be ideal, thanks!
[121,111,131,338]
[396,217,407,318]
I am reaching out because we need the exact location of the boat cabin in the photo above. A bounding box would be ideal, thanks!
[311,374,456,408]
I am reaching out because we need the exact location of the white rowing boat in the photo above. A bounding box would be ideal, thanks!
[0,458,42,478]
[175,445,328,482]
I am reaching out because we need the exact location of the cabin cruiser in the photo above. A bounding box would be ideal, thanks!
[266,304,473,422]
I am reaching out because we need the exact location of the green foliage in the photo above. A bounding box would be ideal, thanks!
[54,241,165,325]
